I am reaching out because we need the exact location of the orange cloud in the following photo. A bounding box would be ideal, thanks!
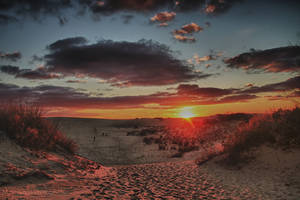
[151,11,176,22]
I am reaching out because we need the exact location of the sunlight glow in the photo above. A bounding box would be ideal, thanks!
[178,107,195,119]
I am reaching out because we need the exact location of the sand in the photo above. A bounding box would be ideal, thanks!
[1,160,258,199]
[1,117,300,199]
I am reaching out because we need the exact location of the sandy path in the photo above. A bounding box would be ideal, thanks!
[105,161,257,199]
[1,160,258,199]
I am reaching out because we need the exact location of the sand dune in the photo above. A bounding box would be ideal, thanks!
[1,117,300,199]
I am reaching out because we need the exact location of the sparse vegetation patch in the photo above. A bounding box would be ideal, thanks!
[0,103,77,154]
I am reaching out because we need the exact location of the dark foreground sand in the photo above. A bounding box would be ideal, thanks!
[1,160,258,200]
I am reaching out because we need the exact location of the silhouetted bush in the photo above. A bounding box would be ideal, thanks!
[0,103,77,154]
[171,152,183,158]
[113,120,142,128]
[222,107,300,165]
[143,137,153,145]
[127,128,158,136]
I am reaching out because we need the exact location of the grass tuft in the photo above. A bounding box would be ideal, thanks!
[0,103,77,154]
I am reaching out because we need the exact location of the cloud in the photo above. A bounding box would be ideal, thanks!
[173,34,196,42]
[188,51,223,65]
[0,65,62,80]
[204,0,244,15]
[151,11,176,22]
[66,80,87,84]
[0,82,258,109]
[177,84,235,97]
[205,4,216,13]
[0,0,72,23]
[16,68,62,80]
[173,22,203,42]
[176,76,300,100]
[159,22,169,27]
[1,76,297,110]
[0,65,20,75]
[30,55,44,64]
[0,14,18,24]
[47,37,88,51]
[0,51,21,61]
[240,76,300,94]
[84,0,209,14]
[217,94,257,103]
[121,14,134,24]
[205,21,211,27]
[225,46,300,74]
[193,54,215,64]
[45,38,210,86]
[174,22,203,34]
[0,0,244,25]
[58,16,68,26]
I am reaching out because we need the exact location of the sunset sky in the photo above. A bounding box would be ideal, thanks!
[0,0,299,119]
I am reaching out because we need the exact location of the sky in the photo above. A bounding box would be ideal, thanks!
[0,0,299,119]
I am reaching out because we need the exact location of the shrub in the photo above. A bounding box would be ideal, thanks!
[221,107,300,165]
[143,137,153,145]
[0,103,77,154]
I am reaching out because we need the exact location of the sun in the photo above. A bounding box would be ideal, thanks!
[178,107,195,119]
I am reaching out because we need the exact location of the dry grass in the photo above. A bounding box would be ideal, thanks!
[220,107,300,165]
[0,103,77,154]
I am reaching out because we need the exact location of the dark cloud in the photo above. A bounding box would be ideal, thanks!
[30,55,44,64]
[0,0,72,13]
[177,84,235,97]
[84,0,240,14]
[82,0,222,14]
[205,21,211,27]
[0,0,244,25]
[0,82,258,109]
[225,46,300,74]
[240,76,300,94]
[0,14,18,24]
[177,76,300,99]
[1,75,297,110]
[58,16,68,26]
[0,65,62,80]
[121,14,134,24]
[66,80,87,84]
[45,38,210,86]
[0,51,21,61]
[83,0,169,14]
[0,65,20,75]
[47,37,88,51]
[16,68,62,80]
[204,0,243,15]
[0,0,72,24]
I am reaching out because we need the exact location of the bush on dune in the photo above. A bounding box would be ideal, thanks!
[221,107,300,165]
[0,103,77,154]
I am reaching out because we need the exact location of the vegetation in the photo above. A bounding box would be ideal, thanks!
[221,107,300,165]
[0,103,77,154]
